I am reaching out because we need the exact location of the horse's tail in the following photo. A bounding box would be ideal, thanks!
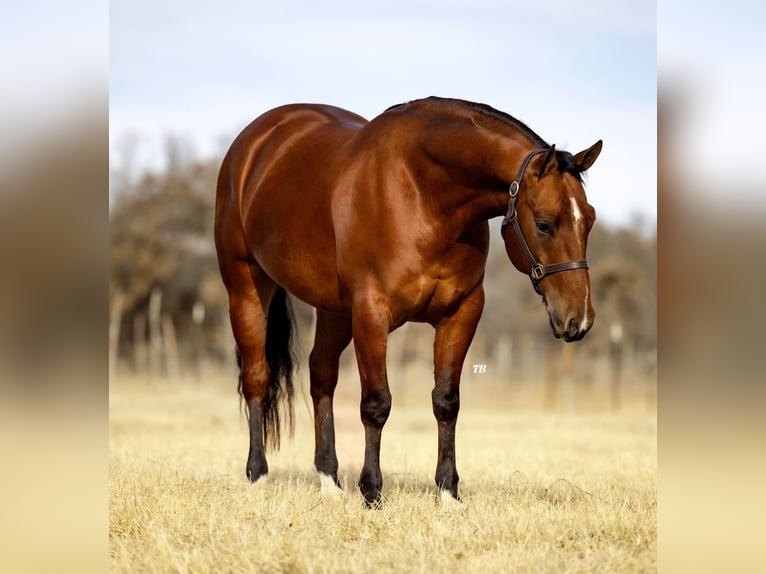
[236,287,296,451]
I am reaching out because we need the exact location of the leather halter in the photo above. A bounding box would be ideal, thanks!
[500,148,589,295]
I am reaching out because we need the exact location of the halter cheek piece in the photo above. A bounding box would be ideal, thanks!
[500,148,589,296]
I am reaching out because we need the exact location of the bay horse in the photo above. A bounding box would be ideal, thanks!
[214,97,602,507]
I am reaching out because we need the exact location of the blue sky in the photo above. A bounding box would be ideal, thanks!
[110,0,656,227]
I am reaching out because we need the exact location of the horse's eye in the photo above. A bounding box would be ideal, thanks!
[536,221,553,236]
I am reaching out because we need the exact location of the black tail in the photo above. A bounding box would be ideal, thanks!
[236,287,296,451]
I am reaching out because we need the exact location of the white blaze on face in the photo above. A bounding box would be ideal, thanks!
[582,285,590,331]
[570,196,584,238]
[570,195,590,330]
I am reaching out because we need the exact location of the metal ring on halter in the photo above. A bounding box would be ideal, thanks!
[530,264,545,280]
[509,181,520,197]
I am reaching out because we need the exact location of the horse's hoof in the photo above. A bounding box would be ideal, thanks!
[318,473,344,499]
[247,472,269,486]
[360,489,383,509]
[363,496,383,510]
[439,489,468,511]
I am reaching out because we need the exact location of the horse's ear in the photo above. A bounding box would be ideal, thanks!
[574,140,603,171]
[538,145,558,177]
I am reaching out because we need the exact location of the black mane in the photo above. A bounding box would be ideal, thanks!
[385,97,584,182]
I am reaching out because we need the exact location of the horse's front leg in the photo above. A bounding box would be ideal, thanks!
[309,309,352,497]
[352,290,392,507]
[432,285,484,506]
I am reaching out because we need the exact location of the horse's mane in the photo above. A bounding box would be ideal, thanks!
[384,97,584,182]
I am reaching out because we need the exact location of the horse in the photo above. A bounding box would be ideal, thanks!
[214,96,602,507]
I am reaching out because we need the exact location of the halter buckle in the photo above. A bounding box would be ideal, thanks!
[530,264,545,280]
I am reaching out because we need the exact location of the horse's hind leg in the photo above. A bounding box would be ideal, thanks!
[432,285,484,507]
[222,260,277,483]
[309,310,352,497]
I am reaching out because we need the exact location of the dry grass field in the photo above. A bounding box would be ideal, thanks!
[110,373,656,573]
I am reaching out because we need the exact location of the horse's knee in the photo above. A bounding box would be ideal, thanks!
[432,380,460,422]
[360,388,391,428]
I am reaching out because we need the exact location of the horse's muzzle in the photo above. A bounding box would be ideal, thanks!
[550,314,593,343]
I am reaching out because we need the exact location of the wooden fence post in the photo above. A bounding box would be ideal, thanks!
[109,291,124,384]
[162,313,181,384]
[133,313,147,376]
[609,321,624,411]
[149,287,163,379]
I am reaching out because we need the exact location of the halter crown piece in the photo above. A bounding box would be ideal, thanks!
[500,148,589,295]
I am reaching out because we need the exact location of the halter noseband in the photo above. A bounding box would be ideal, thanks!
[500,148,589,295]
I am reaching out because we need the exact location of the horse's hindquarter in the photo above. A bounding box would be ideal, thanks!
[225,105,367,311]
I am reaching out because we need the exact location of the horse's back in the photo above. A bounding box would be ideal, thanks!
[223,103,367,208]
[216,104,368,310]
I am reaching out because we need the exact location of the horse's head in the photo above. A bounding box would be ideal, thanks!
[502,141,602,342]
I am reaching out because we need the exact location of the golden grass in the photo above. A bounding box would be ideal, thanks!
[110,376,655,573]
